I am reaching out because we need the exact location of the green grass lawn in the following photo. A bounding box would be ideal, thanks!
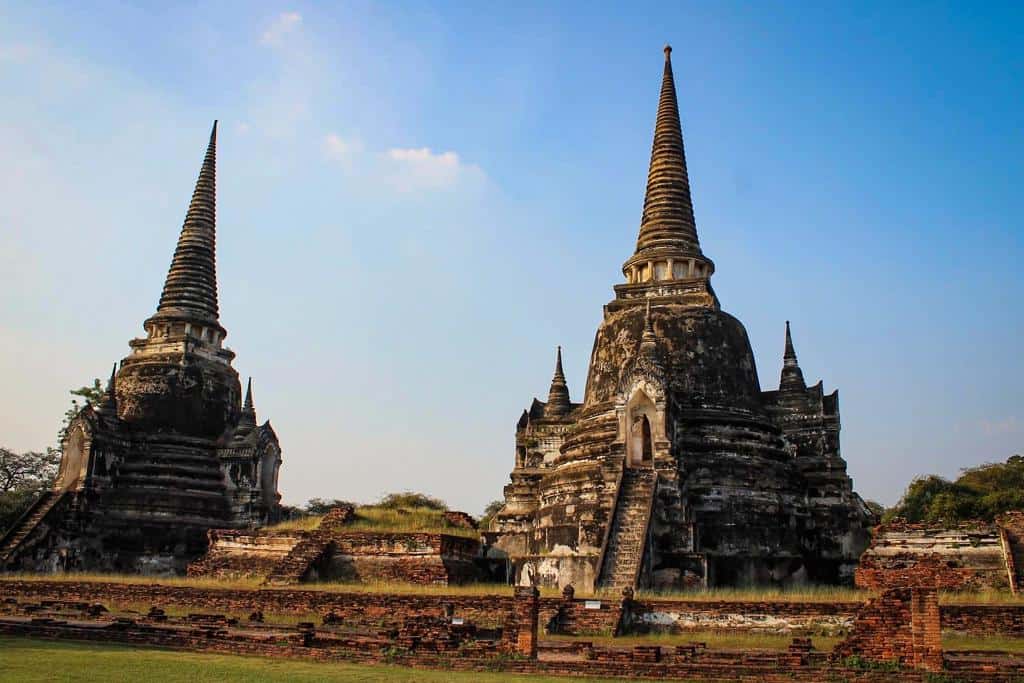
[0,637,631,682]
[943,632,1024,653]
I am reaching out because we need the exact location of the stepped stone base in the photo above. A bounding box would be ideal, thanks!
[186,530,303,580]
[857,518,1024,592]
[189,519,484,587]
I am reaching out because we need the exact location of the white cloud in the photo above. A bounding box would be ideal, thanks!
[978,417,1022,436]
[260,12,302,47]
[246,12,318,138]
[323,132,362,162]
[0,42,34,64]
[383,147,483,192]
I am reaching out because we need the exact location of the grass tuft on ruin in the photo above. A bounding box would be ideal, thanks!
[266,504,480,539]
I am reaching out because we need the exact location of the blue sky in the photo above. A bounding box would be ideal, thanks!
[0,1,1020,514]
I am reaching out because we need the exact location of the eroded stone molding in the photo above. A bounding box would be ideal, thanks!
[1,123,283,575]
[490,47,872,592]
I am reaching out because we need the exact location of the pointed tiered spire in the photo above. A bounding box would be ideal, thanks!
[545,346,572,417]
[240,378,257,426]
[620,46,715,294]
[233,377,257,443]
[634,46,701,257]
[155,121,220,326]
[779,321,807,393]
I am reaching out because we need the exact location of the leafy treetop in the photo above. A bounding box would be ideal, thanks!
[886,454,1024,524]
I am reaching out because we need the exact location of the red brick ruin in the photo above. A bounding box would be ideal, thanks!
[4,44,1024,683]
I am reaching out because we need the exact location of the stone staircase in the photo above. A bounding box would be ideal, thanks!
[597,468,656,590]
[0,490,66,567]
[998,512,1024,593]
[1011,546,1024,593]
[262,534,332,586]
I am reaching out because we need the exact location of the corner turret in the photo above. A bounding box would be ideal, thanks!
[545,346,572,417]
[780,321,807,394]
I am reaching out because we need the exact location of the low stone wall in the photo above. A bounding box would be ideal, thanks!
[5,579,1024,638]
[323,533,482,585]
[2,609,993,682]
[186,529,302,579]
[630,599,860,636]
[942,604,1024,635]
[189,528,484,586]
[857,520,1010,591]
[832,587,943,672]
[547,589,624,635]
[0,580,515,628]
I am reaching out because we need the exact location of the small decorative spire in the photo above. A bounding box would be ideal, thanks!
[545,346,572,417]
[234,377,257,441]
[98,363,118,418]
[780,321,806,393]
[243,377,254,413]
[784,321,797,363]
[154,121,220,326]
[639,299,658,357]
[553,346,566,383]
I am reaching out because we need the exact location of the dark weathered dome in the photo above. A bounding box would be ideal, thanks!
[584,302,763,412]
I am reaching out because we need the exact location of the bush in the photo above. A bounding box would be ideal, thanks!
[888,454,1024,523]
[478,500,504,530]
[0,488,41,535]
[304,498,355,515]
[376,492,447,511]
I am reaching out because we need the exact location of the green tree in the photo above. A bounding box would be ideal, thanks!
[0,447,60,533]
[889,475,955,522]
[57,378,105,446]
[478,499,504,530]
[889,455,1024,523]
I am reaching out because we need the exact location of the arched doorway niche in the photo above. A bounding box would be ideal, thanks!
[54,424,90,492]
[619,384,666,468]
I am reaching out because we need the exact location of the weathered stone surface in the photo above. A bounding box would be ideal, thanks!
[186,529,302,580]
[833,579,945,673]
[189,514,483,587]
[0,123,282,575]
[491,48,872,592]
[856,519,1017,592]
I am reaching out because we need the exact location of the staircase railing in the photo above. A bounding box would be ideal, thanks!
[627,470,658,591]
[0,490,64,564]
[998,525,1018,595]
[594,462,626,589]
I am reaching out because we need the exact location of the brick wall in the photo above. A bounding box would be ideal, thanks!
[0,580,514,628]
[5,584,1024,680]
[324,533,481,585]
[4,580,1024,639]
[942,604,1024,635]
[190,529,483,586]
[630,598,859,635]
[832,587,942,672]
[856,520,1008,591]
[186,529,302,579]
